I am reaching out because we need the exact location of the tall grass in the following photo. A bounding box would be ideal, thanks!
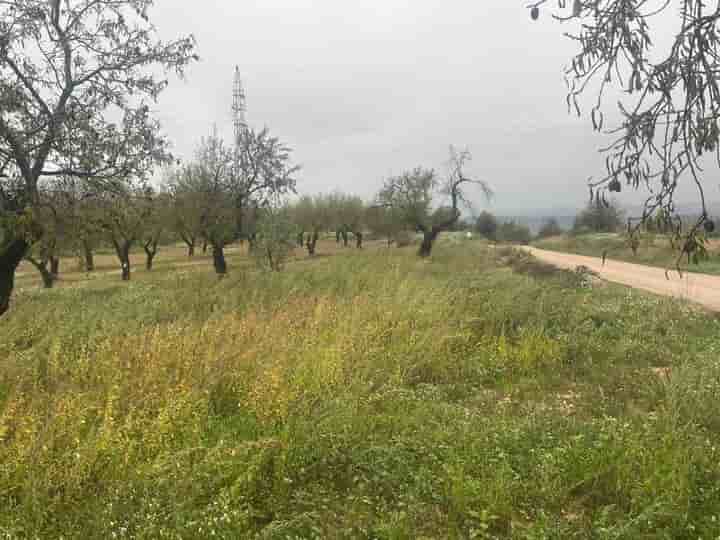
[1,244,719,538]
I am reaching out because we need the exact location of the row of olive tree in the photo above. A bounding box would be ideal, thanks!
[0,0,198,315]
[18,177,174,286]
[163,126,299,275]
[12,120,300,288]
[283,146,493,260]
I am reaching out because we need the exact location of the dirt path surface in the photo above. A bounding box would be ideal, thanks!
[525,246,720,312]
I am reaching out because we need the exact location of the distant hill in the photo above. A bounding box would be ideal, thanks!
[497,215,575,234]
[496,199,720,234]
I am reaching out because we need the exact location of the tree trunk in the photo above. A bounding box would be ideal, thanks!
[121,263,130,280]
[212,242,227,276]
[354,231,363,249]
[0,238,28,317]
[83,241,95,272]
[26,256,54,289]
[336,230,341,244]
[181,234,196,257]
[120,247,131,281]
[112,239,132,281]
[202,238,208,254]
[50,256,60,278]
[297,232,305,247]
[144,240,158,271]
[342,230,349,247]
[418,230,439,257]
[306,232,319,256]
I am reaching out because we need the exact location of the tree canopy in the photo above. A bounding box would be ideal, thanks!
[0,0,198,315]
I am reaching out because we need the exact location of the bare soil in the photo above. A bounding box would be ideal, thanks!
[526,246,720,312]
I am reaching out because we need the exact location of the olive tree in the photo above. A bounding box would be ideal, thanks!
[251,205,297,272]
[573,200,624,234]
[73,195,105,272]
[328,193,366,248]
[366,204,405,246]
[184,131,235,276]
[23,206,61,288]
[537,217,564,239]
[0,0,197,316]
[475,210,498,240]
[98,184,154,281]
[164,165,205,257]
[377,147,492,257]
[529,0,720,268]
[232,127,299,246]
[290,195,330,256]
[22,183,76,288]
[141,192,171,271]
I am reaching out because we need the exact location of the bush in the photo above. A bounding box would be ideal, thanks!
[537,217,564,239]
[475,211,498,240]
[497,220,531,244]
[251,209,297,271]
[573,200,624,233]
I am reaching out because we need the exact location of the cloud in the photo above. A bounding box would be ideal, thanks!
[149,1,714,215]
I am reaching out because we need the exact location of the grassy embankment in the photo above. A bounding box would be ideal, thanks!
[1,240,720,538]
[534,232,720,275]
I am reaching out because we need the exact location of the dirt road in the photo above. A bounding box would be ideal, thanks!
[524,247,720,312]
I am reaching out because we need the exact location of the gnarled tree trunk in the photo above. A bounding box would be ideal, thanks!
[112,239,132,281]
[50,256,60,278]
[26,256,54,289]
[306,231,319,256]
[418,229,440,257]
[212,241,227,276]
[83,241,95,272]
[144,240,158,270]
[248,233,257,253]
[180,233,195,257]
[417,205,461,257]
[0,238,28,317]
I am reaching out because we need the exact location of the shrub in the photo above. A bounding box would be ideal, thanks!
[537,217,564,239]
[475,211,498,240]
[251,209,297,271]
[497,220,531,244]
[573,200,624,233]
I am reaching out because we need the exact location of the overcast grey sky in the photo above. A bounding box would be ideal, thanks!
[149,1,708,216]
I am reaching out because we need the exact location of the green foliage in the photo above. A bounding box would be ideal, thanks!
[376,167,436,229]
[366,205,406,243]
[0,245,719,538]
[537,217,564,239]
[251,208,297,271]
[496,220,532,244]
[475,211,498,240]
[573,200,624,234]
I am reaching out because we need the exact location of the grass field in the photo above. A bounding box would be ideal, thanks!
[2,239,720,538]
[533,233,720,275]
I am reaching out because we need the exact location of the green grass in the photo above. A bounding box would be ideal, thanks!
[534,233,720,275]
[1,242,720,538]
